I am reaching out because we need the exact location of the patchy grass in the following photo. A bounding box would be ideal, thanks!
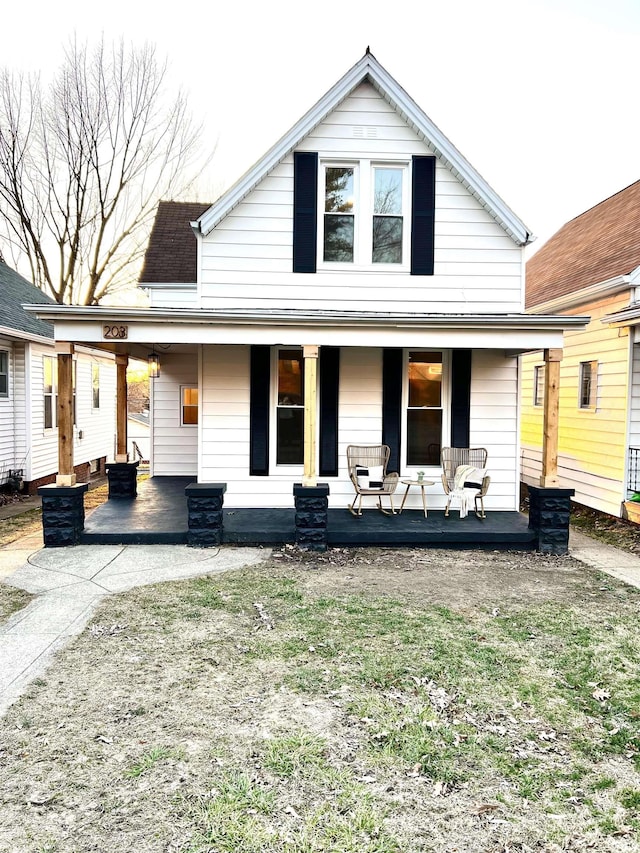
[1,552,639,852]
[0,584,33,623]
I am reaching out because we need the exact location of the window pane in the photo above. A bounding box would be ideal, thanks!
[325,168,354,213]
[374,168,402,214]
[183,406,198,425]
[278,350,304,405]
[580,361,596,408]
[408,352,442,407]
[43,357,53,394]
[183,387,198,407]
[44,397,53,430]
[92,364,100,408]
[277,408,304,464]
[372,216,402,263]
[324,215,354,262]
[0,375,6,396]
[534,365,545,407]
[407,409,442,466]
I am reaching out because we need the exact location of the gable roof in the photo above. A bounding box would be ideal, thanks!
[139,201,211,284]
[195,51,532,246]
[0,261,55,339]
[526,180,640,309]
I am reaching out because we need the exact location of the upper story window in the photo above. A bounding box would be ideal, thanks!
[534,365,545,407]
[321,160,408,268]
[0,351,8,398]
[579,360,597,409]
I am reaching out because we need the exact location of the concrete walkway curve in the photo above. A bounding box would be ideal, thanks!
[0,541,268,717]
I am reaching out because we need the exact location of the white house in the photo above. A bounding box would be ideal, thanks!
[26,51,586,536]
[0,260,117,493]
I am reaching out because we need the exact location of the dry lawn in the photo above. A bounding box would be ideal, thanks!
[1,545,640,852]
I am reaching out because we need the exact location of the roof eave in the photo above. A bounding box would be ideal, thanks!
[23,303,587,332]
[196,53,533,246]
[527,274,633,314]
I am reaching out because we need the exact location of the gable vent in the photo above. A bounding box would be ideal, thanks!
[353,126,377,139]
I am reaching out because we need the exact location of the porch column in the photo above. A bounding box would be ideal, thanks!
[540,347,562,487]
[302,345,318,487]
[115,353,129,462]
[56,343,75,487]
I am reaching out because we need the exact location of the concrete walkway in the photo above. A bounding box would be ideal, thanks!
[0,537,268,716]
[1,526,640,718]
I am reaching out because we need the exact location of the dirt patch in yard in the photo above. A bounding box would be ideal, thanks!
[1,546,640,852]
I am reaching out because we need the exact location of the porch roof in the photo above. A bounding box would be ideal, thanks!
[23,304,589,357]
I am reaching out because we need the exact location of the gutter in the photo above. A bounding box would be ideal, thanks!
[23,304,588,332]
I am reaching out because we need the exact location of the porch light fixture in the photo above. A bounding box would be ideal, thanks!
[148,351,160,379]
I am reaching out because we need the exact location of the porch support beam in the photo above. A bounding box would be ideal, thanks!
[115,353,129,462]
[540,347,562,487]
[302,345,318,487]
[56,342,75,487]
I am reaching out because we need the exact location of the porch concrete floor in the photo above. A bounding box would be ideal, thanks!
[80,476,536,549]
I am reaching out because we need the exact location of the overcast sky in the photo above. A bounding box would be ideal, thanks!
[4,0,640,256]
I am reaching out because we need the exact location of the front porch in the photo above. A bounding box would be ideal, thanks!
[78,476,538,550]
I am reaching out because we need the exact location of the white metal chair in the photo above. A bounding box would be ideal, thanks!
[346,444,399,516]
[441,447,490,518]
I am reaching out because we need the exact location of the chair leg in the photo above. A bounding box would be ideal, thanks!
[348,494,363,517]
[475,495,486,519]
[445,496,451,517]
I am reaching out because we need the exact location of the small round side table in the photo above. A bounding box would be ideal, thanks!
[398,479,435,518]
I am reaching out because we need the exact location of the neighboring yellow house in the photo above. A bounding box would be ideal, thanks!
[521,180,640,517]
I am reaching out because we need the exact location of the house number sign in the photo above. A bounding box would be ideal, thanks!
[103,324,128,340]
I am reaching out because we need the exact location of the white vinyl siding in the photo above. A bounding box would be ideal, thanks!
[28,344,117,484]
[0,341,15,482]
[470,350,520,511]
[197,82,523,315]
[151,351,198,476]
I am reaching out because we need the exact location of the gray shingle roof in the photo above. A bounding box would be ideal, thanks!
[0,261,55,339]
[139,201,211,284]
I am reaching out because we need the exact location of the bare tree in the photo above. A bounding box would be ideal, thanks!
[0,38,209,304]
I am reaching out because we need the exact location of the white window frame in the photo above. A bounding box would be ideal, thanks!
[180,385,198,427]
[579,360,598,410]
[318,158,409,271]
[534,365,545,407]
[402,349,450,471]
[270,346,308,471]
[91,363,100,410]
[0,350,8,398]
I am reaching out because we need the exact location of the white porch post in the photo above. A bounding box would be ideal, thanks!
[302,345,318,487]
[540,347,562,487]
[55,342,76,487]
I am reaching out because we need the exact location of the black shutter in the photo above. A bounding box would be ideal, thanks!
[411,155,436,275]
[293,152,318,273]
[319,347,340,477]
[250,345,270,475]
[451,349,471,447]
[382,349,403,473]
